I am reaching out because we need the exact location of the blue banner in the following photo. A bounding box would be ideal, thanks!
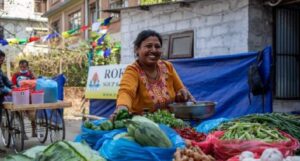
[89,47,272,119]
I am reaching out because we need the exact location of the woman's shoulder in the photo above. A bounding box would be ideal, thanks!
[159,60,175,70]
[124,62,140,74]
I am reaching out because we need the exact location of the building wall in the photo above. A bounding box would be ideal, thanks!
[248,0,273,51]
[0,0,48,77]
[100,0,121,41]
[1,0,47,21]
[120,0,250,64]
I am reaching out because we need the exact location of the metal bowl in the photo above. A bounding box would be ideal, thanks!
[169,101,216,120]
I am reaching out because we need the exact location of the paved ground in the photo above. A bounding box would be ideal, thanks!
[0,119,82,159]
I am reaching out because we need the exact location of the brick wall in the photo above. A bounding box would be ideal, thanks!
[121,0,249,63]
[120,0,252,64]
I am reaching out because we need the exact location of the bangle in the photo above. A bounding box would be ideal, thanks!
[116,106,128,111]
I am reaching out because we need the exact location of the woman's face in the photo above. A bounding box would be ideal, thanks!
[136,36,162,66]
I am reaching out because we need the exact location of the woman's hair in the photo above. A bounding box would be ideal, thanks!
[134,30,162,49]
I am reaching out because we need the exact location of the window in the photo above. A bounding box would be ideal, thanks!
[51,20,60,34]
[50,0,59,5]
[90,4,98,23]
[68,10,81,30]
[0,0,4,10]
[34,0,46,13]
[161,31,194,59]
[109,0,123,18]
[0,26,4,39]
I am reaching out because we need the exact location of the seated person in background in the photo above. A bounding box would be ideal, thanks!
[12,59,36,137]
[12,59,35,87]
[112,30,195,118]
[0,50,12,153]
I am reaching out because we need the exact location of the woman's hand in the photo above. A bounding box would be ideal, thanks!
[175,88,196,103]
[110,105,129,121]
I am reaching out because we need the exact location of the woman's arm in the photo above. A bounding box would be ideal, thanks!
[168,62,196,102]
[116,66,139,112]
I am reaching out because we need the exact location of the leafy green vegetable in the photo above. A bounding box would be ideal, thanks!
[4,154,33,161]
[217,113,300,141]
[4,141,106,161]
[145,110,187,128]
[100,121,114,131]
[114,120,125,129]
[36,141,106,161]
[115,109,131,121]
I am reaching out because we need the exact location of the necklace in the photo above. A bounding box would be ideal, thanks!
[144,65,159,80]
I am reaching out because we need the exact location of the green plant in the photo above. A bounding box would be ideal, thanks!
[12,34,120,87]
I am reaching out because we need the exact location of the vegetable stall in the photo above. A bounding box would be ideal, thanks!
[4,47,300,160]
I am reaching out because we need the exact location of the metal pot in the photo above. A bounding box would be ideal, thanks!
[168,101,216,120]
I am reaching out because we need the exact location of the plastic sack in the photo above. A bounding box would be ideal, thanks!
[52,74,66,100]
[36,78,58,103]
[93,128,126,150]
[100,124,185,161]
[191,133,215,154]
[206,131,299,161]
[74,119,125,149]
[196,118,231,134]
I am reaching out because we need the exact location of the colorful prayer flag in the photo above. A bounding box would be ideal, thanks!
[92,42,97,48]
[92,22,101,32]
[45,32,59,41]
[80,25,89,31]
[100,26,108,34]
[67,28,80,34]
[96,50,104,56]
[28,36,40,42]
[7,38,19,45]
[18,39,28,45]
[0,39,8,46]
[44,32,59,41]
[102,17,112,26]
[62,31,71,38]
[104,48,111,58]
[97,34,106,45]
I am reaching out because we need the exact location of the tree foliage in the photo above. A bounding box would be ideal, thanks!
[12,35,120,87]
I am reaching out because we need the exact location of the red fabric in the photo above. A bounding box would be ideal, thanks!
[80,25,89,31]
[192,131,299,161]
[11,71,35,86]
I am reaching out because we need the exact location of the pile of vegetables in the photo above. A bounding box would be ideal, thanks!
[4,141,106,161]
[83,109,132,131]
[218,113,300,141]
[145,110,187,128]
[173,141,215,161]
[220,122,289,142]
[175,128,206,142]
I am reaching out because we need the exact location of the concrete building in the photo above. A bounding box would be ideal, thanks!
[41,0,299,112]
[42,0,126,48]
[102,0,300,112]
[0,0,48,76]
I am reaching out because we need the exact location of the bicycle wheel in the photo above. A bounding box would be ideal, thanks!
[1,109,11,147]
[35,109,48,143]
[10,112,24,152]
[49,109,65,143]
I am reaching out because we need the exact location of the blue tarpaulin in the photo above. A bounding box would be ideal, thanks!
[89,47,272,119]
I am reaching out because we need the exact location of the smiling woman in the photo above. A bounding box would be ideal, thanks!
[112,30,195,118]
